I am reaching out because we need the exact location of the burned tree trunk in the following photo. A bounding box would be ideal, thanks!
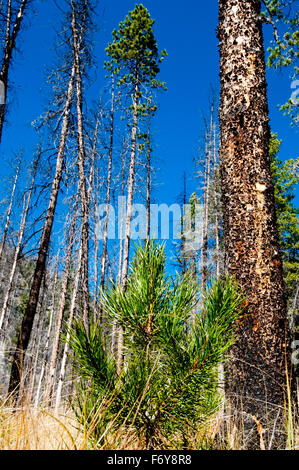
[218,0,293,448]
[0,0,29,143]
[8,64,76,396]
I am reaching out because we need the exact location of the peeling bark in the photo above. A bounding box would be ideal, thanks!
[218,0,294,448]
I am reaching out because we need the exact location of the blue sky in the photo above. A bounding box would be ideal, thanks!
[0,0,298,245]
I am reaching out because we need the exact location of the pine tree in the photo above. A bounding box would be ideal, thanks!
[218,0,294,448]
[68,242,244,449]
[105,4,166,368]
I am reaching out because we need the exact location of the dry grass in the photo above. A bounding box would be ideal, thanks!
[0,397,297,450]
[0,406,84,450]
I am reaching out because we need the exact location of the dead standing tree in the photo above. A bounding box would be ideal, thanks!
[0,0,31,143]
[0,156,20,263]
[8,0,89,395]
[71,0,94,331]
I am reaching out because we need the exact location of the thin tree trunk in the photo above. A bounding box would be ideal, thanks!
[93,168,99,321]
[8,64,76,396]
[201,115,212,292]
[91,110,101,320]
[0,156,38,331]
[117,139,127,285]
[55,246,82,413]
[0,0,28,143]
[0,157,20,263]
[117,74,139,370]
[21,273,47,403]
[99,80,115,291]
[46,201,78,403]
[121,75,139,290]
[213,125,221,280]
[71,0,90,331]
[34,298,55,408]
[111,141,126,352]
[146,115,151,242]
[218,0,293,448]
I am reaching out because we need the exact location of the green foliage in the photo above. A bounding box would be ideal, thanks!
[262,1,299,124]
[69,242,243,449]
[104,4,166,119]
[105,4,166,84]
[270,133,299,300]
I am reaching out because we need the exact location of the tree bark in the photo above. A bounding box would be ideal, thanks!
[218,0,293,448]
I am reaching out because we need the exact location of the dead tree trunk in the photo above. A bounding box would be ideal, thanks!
[121,75,139,290]
[117,138,127,286]
[212,124,221,279]
[99,81,115,291]
[46,200,78,402]
[71,0,90,330]
[0,0,29,143]
[34,298,55,407]
[117,75,139,370]
[8,64,76,396]
[146,115,152,243]
[0,156,20,263]
[201,115,212,292]
[111,140,127,352]
[218,0,293,448]
[90,107,101,320]
[0,155,38,331]
[55,246,82,413]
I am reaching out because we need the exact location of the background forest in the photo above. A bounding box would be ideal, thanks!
[0,0,298,451]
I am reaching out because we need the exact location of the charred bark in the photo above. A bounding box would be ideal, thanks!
[218,0,294,448]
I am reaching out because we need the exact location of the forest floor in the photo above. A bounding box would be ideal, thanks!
[0,404,298,450]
